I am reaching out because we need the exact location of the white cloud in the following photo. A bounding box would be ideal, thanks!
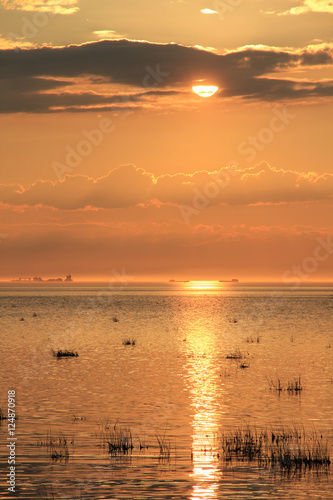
[0,34,34,49]
[273,0,333,16]
[201,8,218,14]
[93,30,126,40]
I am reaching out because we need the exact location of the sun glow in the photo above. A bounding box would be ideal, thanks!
[192,85,219,98]
[186,281,220,290]
[201,8,219,14]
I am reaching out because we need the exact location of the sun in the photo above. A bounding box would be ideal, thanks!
[192,85,219,98]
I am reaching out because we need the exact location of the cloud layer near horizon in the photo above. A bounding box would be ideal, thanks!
[1,163,332,210]
[1,40,333,112]
[0,0,79,15]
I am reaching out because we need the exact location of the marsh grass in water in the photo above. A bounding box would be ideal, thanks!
[268,375,303,393]
[137,433,150,450]
[286,375,303,393]
[226,348,245,360]
[97,419,172,458]
[45,429,74,460]
[246,336,261,343]
[218,424,330,470]
[0,407,7,421]
[268,377,284,392]
[70,412,85,422]
[155,429,171,458]
[97,419,134,454]
[52,349,78,358]
[108,425,133,454]
[122,338,136,346]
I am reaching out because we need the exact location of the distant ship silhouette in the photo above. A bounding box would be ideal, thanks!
[12,274,73,283]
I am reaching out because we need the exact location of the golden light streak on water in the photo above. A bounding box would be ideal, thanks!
[182,316,223,499]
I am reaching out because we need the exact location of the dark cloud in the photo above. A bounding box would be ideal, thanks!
[0,40,333,112]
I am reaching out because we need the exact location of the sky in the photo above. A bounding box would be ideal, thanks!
[0,0,332,282]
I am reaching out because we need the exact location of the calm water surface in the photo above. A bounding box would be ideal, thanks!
[0,283,332,499]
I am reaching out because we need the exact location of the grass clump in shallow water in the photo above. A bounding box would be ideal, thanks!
[268,378,284,391]
[52,349,78,358]
[245,335,260,343]
[0,407,7,421]
[155,430,171,459]
[268,375,303,393]
[97,419,134,454]
[46,429,74,461]
[226,348,244,360]
[286,375,303,393]
[122,338,136,346]
[218,424,330,470]
[107,423,134,454]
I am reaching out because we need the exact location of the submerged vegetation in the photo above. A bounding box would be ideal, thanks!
[218,425,330,470]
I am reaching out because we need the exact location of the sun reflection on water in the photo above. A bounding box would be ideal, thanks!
[185,281,222,291]
[182,317,223,499]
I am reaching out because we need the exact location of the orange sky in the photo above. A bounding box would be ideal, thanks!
[0,0,332,282]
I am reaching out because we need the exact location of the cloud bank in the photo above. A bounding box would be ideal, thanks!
[1,163,332,210]
[0,0,79,15]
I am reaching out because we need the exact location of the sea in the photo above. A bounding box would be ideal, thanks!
[0,282,332,499]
